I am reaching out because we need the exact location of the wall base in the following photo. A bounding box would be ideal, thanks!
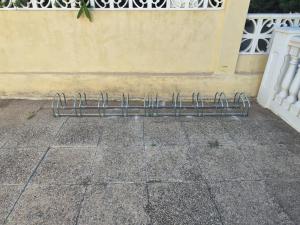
[0,72,261,99]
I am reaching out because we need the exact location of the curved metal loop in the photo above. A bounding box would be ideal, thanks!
[215,92,224,108]
[97,92,103,116]
[127,94,129,108]
[73,95,78,116]
[214,92,220,104]
[52,93,60,117]
[235,92,247,115]
[143,95,149,108]
[97,92,108,117]
[150,96,154,116]
[105,93,109,106]
[233,92,241,104]
[77,93,84,116]
[192,92,195,105]
[172,93,175,106]
[52,93,67,117]
[219,92,229,108]
[243,94,251,116]
[83,93,87,106]
[238,92,251,116]
[179,93,182,116]
[121,93,129,116]
[177,93,182,108]
[144,95,150,116]
[193,92,204,116]
[61,93,67,107]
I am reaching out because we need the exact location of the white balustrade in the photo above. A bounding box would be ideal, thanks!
[0,0,224,10]
[240,14,300,54]
[276,41,300,105]
[258,27,300,132]
[290,89,300,117]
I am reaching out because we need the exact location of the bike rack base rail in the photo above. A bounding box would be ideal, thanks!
[52,92,251,117]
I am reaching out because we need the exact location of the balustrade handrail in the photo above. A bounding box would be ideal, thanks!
[240,13,300,54]
[247,13,300,19]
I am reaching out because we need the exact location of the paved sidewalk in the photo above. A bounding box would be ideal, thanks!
[0,99,299,225]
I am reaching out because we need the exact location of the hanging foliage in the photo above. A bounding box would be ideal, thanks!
[249,0,300,13]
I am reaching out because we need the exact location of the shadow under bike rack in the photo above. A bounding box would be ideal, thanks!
[52,92,251,117]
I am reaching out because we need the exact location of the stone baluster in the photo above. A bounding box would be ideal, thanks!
[275,42,300,105]
[283,63,300,109]
[290,89,300,117]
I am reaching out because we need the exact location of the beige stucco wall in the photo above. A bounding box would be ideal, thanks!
[0,11,223,74]
[236,55,268,74]
[0,0,264,99]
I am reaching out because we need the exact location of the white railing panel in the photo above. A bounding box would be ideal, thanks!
[257,27,300,132]
[0,0,224,10]
[240,13,300,55]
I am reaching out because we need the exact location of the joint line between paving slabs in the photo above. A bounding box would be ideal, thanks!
[0,139,8,149]
[219,119,299,225]
[180,120,225,225]
[54,117,69,139]
[3,146,51,224]
[219,119,263,179]
[142,117,149,183]
[217,118,297,222]
[74,185,89,225]
[73,129,102,225]
[142,118,154,225]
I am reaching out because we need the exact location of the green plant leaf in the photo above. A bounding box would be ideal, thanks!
[54,0,60,8]
[77,5,84,19]
[13,0,28,7]
[77,0,92,22]
[83,3,92,22]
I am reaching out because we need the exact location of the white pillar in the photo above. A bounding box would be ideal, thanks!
[275,45,300,105]
[290,90,300,117]
[257,28,300,107]
[257,27,300,132]
[283,63,300,109]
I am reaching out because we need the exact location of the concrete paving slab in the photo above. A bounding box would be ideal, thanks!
[100,117,143,147]
[92,144,146,183]
[78,183,149,225]
[147,182,222,225]
[265,180,300,225]
[0,185,22,225]
[32,147,96,185]
[241,144,300,179]
[5,184,85,225]
[181,121,213,145]
[2,109,66,148]
[0,100,47,126]
[55,117,102,146]
[0,99,299,225]
[221,119,274,146]
[0,147,47,185]
[211,181,295,225]
[144,118,188,147]
[186,118,237,148]
[190,144,260,182]
[246,102,281,121]
[145,145,203,182]
[256,119,300,145]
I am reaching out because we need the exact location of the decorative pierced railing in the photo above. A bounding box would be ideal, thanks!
[257,27,300,132]
[0,0,224,10]
[240,14,300,54]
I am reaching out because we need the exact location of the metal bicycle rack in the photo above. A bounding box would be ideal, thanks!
[52,92,251,117]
